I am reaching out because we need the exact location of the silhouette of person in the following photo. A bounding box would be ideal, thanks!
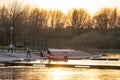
[8,44,14,53]
[47,50,52,55]
[26,47,31,58]
[40,50,44,60]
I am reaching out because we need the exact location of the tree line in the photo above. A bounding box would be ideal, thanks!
[0,1,120,49]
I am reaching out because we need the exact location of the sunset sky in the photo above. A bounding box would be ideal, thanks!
[0,0,120,15]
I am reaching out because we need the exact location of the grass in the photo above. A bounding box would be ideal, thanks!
[69,31,120,49]
[0,45,25,50]
[0,45,9,49]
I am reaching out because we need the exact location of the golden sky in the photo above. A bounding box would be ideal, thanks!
[0,0,120,15]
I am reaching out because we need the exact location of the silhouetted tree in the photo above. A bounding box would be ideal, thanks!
[93,8,112,30]
[0,6,9,44]
[69,8,90,35]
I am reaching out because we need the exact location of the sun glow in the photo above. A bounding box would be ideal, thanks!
[1,0,120,15]
[24,0,120,15]
[50,68,66,80]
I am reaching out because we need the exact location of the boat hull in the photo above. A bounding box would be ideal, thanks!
[46,54,68,62]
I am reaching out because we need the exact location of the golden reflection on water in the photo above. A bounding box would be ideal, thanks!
[50,68,65,80]
[46,67,120,80]
[0,66,120,80]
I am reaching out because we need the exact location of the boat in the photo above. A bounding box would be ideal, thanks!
[45,52,68,62]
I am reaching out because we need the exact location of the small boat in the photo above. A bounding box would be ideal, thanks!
[46,54,68,62]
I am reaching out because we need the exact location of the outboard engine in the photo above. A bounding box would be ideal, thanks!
[64,56,68,62]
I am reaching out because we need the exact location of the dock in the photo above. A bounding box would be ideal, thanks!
[0,49,120,69]
[0,59,120,69]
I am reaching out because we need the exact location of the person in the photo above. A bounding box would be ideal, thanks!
[47,49,52,55]
[26,47,31,58]
[8,44,14,53]
[40,50,44,60]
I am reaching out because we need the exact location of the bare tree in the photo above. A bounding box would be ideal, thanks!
[48,10,64,28]
[28,7,49,38]
[71,9,78,28]
[68,8,90,35]
[7,0,25,44]
[109,7,118,29]
[69,8,90,28]
[0,6,7,45]
[0,6,10,45]
[117,11,120,28]
[19,5,30,42]
[93,8,112,30]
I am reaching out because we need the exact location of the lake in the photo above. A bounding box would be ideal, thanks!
[0,66,120,80]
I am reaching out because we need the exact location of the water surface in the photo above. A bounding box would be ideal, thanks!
[0,66,120,80]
